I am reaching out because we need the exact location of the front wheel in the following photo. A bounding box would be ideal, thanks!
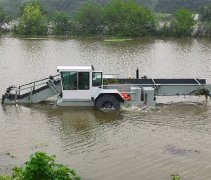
[95,95,120,110]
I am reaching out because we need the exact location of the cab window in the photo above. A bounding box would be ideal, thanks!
[78,72,90,90]
[61,72,77,90]
[92,72,102,87]
[61,71,90,90]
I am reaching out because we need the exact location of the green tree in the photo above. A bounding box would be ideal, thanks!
[20,0,47,16]
[0,8,10,33]
[16,1,48,35]
[0,8,9,26]
[199,4,211,37]
[170,8,194,37]
[75,1,104,35]
[155,0,211,14]
[104,0,157,37]
[200,4,211,22]
[52,11,72,35]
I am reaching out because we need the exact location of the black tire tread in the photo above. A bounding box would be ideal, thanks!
[95,95,120,109]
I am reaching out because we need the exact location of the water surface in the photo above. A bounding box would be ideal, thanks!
[0,36,211,179]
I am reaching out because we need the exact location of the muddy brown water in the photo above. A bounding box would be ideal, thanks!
[0,36,211,179]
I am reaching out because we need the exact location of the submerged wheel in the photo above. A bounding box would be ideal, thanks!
[95,95,120,110]
[1,94,5,104]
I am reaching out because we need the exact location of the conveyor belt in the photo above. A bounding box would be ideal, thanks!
[113,78,206,85]
[2,75,62,104]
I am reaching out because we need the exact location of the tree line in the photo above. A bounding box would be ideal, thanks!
[155,0,211,14]
[1,0,210,18]
[1,0,211,38]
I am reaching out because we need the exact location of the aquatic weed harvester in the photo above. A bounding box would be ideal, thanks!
[2,66,211,109]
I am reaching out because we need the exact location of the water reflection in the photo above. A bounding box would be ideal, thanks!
[16,104,123,140]
[2,101,210,138]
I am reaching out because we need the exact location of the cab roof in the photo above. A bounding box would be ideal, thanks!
[57,66,94,72]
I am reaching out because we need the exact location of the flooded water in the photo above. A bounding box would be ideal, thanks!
[0,36,211,179]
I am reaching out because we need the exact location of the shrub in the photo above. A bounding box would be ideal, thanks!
[11,151,80,180]
[171,174,181,180]
[0,176,11,180]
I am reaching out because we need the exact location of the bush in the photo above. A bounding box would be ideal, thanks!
[171,174,181,180]
[0,176,11,180]
[6,151,80,180]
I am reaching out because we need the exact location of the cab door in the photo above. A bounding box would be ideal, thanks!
[61,71,91,101]
[91,72,103,97]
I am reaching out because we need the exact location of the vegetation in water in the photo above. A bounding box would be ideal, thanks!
[104,38,133,42]
[171,174,181,180]
[194,88,210,99]
[0,151,80,180]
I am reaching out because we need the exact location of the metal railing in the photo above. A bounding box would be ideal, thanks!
[7,74,60,97]
[103,74,119,79]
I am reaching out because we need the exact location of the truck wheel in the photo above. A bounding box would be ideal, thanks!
[95,95,120,110]
[1,94,5,104]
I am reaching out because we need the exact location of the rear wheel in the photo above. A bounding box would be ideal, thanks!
[95,95,120,110]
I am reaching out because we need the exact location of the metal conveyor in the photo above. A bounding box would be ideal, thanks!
[2,75,62,104]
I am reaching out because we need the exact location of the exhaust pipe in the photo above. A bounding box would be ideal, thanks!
[136,68,139,79]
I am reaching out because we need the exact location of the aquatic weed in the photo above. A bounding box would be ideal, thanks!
[171,174,181,180]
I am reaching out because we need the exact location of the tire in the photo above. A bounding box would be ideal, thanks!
[1,94,5,104]
[95,95,120,110]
